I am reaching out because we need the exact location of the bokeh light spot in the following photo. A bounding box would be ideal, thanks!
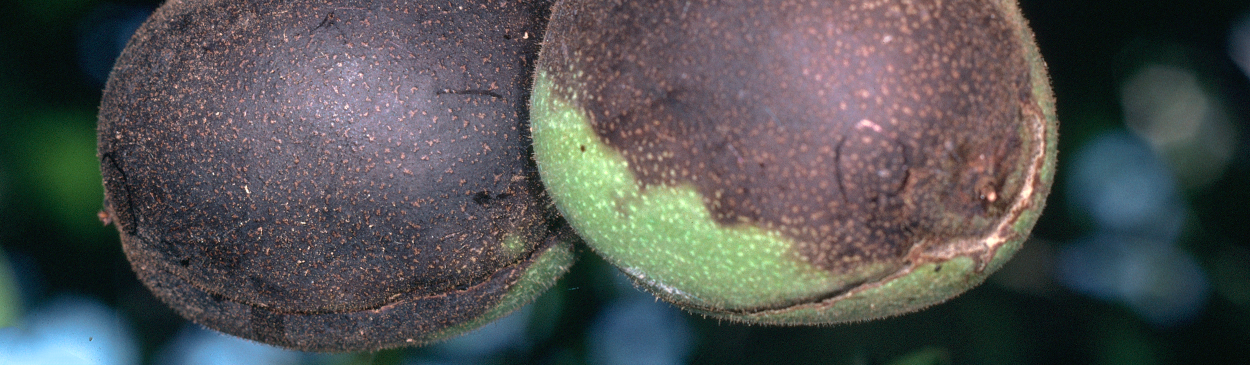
[1120,64,1236,189]
[0,295,137,365]
[1057,234,1210,327]
[155,325,347,365]
[1060,130,1211,327]
[1067,132,1184,238]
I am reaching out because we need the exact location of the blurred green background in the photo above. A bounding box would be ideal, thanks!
[1,0,1249,364]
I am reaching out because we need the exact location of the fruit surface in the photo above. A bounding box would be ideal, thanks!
[97,0,570,351]
[531,0,1057,323]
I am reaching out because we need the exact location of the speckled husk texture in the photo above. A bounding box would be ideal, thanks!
[98,0,571,351]
[531,0,1057,323]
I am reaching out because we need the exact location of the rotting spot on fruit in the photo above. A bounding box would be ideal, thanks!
[530,0,1057,324]
[97,0,572,352]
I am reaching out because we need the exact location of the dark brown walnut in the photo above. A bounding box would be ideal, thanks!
[98,0,572,351]
[531,0,1056,322]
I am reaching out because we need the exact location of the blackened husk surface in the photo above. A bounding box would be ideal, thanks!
[98,0,554,350]
[541,0,1034,274]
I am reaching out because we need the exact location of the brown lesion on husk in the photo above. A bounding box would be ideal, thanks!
[540,0,1036,276]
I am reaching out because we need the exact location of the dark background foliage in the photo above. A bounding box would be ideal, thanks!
[1,0,1248,364]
